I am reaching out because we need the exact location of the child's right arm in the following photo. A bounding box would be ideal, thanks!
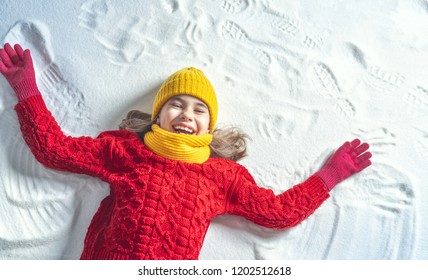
[14,96,117,178]
[1,43,117,178]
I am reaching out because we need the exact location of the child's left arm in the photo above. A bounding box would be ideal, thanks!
[227,168,330,229]
[226,139,372,229]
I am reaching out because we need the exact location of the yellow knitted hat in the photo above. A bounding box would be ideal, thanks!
[152,67,218,132]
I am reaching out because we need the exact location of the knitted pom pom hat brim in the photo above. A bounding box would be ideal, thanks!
[152,67,218,132]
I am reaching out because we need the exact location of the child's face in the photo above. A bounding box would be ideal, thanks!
[157,94,211,136]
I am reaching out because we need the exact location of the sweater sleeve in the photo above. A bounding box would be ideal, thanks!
[14,94,117,178]
[226,166,330,229]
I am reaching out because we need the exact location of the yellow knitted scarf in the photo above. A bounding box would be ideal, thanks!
[144,124,212,164]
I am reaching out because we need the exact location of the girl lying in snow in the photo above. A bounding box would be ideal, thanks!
[0,43,372,260]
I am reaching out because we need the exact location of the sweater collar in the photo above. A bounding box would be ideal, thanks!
[143,124,212,164]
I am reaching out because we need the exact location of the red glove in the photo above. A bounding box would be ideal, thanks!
[0,43,40,101]
[316,139,372,191]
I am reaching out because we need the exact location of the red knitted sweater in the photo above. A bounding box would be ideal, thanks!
[15,95,330,260]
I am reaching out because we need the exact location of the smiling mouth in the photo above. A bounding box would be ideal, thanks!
[173,125,195,135]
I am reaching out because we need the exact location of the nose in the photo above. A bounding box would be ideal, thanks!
[180,108,193,121]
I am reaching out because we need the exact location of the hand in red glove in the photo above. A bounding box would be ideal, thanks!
[316,138,372,191]
[0,43,39,101]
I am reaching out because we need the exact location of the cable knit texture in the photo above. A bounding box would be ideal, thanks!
[15,95,330,260]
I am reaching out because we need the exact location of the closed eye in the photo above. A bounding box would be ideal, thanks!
[194,102,208,113]
[194,108,207,114]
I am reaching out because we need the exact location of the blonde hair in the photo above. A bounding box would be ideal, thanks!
[119,110,249,162]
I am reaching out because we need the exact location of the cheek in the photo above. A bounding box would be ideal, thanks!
[197,115,211,131]
[157,112,170,130]
[158,108,175,125]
